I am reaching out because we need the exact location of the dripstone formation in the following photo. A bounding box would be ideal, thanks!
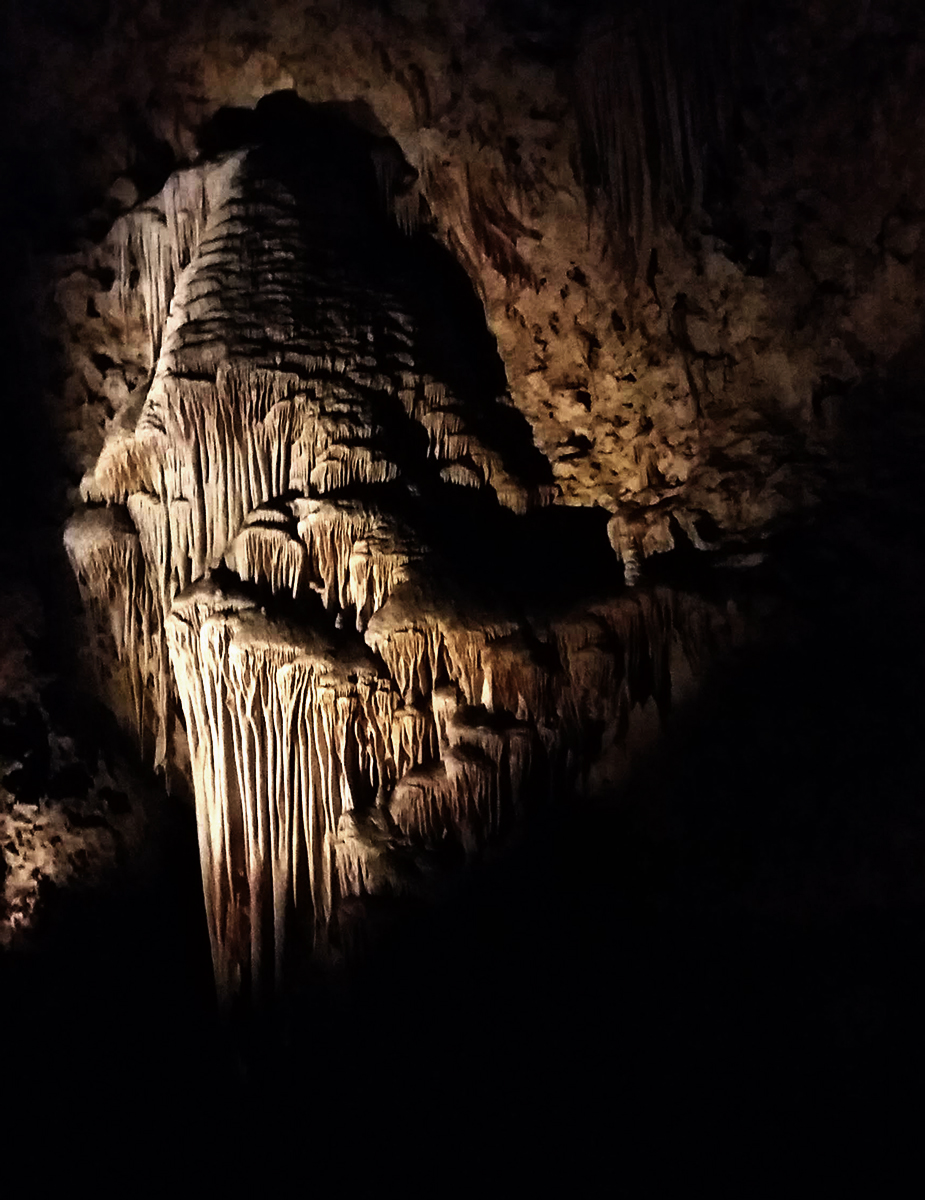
[65,99,725,1001]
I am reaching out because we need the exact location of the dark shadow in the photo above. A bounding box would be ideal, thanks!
[196,90,553,491]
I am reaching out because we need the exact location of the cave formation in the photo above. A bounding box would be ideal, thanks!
[66,92,730,1003]
[3,0,925,1176]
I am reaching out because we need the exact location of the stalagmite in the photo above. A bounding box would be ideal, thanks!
[67,102,733,1004]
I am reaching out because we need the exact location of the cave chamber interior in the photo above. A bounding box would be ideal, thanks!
[2,3,925,1183]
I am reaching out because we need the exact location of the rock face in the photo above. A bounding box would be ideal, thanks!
[0,583,151,948]
[65,99,736,1000]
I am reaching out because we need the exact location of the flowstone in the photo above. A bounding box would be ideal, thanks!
[66,100,732,1002]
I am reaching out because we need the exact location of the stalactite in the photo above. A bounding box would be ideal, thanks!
[309,445,400,492]
[406,375,537,512]
[389,763,453,843]
[224,506,310,598]
[372,136,422,236]
[575,0,737,277]
[64,506,161,758]
[331,810,420,902]
[292,498,420,622]
[167,581,375,997]
[109,157,230,366]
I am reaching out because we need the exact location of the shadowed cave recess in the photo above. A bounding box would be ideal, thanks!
[3,0,925,1179]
